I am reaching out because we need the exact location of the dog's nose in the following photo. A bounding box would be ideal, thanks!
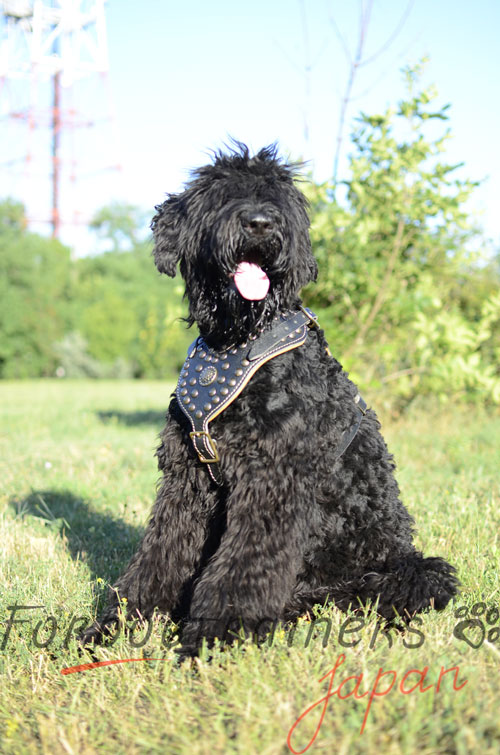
[241,211,275,237]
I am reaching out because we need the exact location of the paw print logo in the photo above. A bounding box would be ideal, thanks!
[453,602,500,648]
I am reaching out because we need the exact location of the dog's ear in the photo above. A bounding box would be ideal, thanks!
[151,196,183,277]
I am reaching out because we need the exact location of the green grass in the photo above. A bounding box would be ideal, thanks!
[0,380,499,754]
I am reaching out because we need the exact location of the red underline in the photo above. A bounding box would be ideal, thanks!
[61,658,169,675]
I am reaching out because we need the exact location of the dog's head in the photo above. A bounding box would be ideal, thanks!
[151,142,318,346]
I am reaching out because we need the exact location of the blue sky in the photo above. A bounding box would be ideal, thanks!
[1,0,499,253]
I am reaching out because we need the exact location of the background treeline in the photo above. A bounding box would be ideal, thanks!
[1,71,499,409]
[0,200,192,382]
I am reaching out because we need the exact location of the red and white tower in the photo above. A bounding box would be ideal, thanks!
[0,0,118,241]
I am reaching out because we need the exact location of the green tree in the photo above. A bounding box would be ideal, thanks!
[303,63,500,406]
[0,200,72,378]
[89,202,149,253]
[71,210,192,378]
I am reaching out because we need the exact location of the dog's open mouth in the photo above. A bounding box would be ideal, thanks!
[233,260,270,301]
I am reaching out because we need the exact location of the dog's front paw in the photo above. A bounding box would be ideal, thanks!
[78,620,117,649]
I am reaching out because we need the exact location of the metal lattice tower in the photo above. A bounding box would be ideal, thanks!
[0,0,116,239]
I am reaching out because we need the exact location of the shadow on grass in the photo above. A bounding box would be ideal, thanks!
[9,490,142,585]
[97,410,167,428]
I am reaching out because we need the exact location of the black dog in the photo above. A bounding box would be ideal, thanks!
[82,143,458,654]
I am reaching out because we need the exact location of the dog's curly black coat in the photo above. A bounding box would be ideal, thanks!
[82,143,458,654]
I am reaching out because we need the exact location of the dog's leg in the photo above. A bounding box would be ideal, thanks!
[352,551,459,620]
[285,550,458,623]
[80,420,219,647]
[179,473,308,654]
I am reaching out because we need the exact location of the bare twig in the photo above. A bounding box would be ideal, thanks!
[332,0,373,188]
[330,0,416,188]
[350,27,425,101]
[381,366,427,383]
[342,291,363,326]
[273,39,302,74]
[327,6,352,64]
[360,0,415,67]
[298,0,312,147]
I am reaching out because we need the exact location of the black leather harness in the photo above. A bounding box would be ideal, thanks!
[176,307,367,486]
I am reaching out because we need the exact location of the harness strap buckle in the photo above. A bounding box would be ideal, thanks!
[301,306,332,356]
[354,392,368,415]
[189,430,220,464]
[301,306,320,328]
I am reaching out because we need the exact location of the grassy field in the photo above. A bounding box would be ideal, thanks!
[0,380,499,754]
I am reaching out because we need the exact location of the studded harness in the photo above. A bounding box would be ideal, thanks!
[176,307,367,486]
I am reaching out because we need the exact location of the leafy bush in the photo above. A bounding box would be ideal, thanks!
[303,65,500,408]
[53,332,134,379]
[0,200,72,378]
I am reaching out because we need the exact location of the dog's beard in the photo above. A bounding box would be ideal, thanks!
[187,277,284,349]
[183,219,304,348]
[217,285,281,346]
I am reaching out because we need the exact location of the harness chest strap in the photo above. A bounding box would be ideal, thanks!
[175,308,367,486]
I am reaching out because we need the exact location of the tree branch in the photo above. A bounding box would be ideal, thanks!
[381,366,427,383]
[298,0,312,147]
[344,215,414,358]
[360,0,415,67]
[330,0,416,189]
[332,0,373,188]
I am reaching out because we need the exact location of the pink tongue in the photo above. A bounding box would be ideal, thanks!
[233,262,270,300]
